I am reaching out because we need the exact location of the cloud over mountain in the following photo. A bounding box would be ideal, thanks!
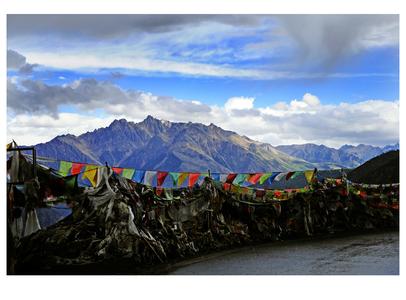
[7,76,398,147]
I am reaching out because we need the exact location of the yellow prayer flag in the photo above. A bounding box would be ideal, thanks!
[82,165,99,187]
[304,170,315,184]
[178,172,189,186]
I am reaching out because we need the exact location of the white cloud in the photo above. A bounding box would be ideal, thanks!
[302,93,320,106]
[224,97,255,111]
[7,113,116,145]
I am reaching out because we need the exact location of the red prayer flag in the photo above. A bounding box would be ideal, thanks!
[112,167,123,175]
[285,171,295,181]
[248,173,263,184]
[188,173,200,187]
[71,163,85,175]
[226,173,237,183]
[157,171,169,186]
[223,183,231,191]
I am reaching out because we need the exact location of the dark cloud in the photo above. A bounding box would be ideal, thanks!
[7,77,211,118]
[7,49,26,69]
[7,15,262,39]
[276,15,399,70]
[7,49,38,74]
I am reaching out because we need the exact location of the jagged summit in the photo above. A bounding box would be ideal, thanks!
[33,116,315,172]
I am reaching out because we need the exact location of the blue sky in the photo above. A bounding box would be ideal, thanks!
[7,15,399,147]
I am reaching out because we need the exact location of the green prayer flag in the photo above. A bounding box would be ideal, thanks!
[169,172,180,186]
[122,168,135,179]
[259,173,273,184]
[59,161,72,176]
[233,173,248,185]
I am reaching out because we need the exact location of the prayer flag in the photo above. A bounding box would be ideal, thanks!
[133,170,146,183]
[122,168,135,179]
[268,172,282,184]
[226,173,237,184]
[233,173,248,185]
[59,161,72,177]
[71,163,85,175]
[285,171,295,181]
[112,167,123,175]
[189,173,200,187]
[211,173,220,181]
[82,165,98,187]
[259,173,273,184]
[178,172,188,186]
[274,172,287,182]
[304,170,315,184]
[157,171,168,186]
[248,173,263,184]
[169,172,180,186]
[144,171,156,186]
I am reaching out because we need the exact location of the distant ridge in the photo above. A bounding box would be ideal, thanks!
[348,150,399,184]
[276,142,399,168]
[33,116,315,172]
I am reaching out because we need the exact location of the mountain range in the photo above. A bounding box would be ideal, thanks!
[33,116,315,172]
[32,116,398,172]
[276,142,399,168]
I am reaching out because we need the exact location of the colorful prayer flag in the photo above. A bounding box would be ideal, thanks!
[233,173,248,185]
[304,170,315,184]
[58,161,72,177]
[211,173,220,181]
[144,171,156,186]
[226,173,237,184]
[157,171,168,186]
[268,172,282,184]
[248,173,263,184]
[82,165,98,187]
[71,163,85,175]
[259,173,273,185]
[169,172,180,186]
[285,171,295,181]
[188,173,200,187]
[178,172,188,186]
[133,170,146,183]
[112,167,123,175]
[274,172,287,182]
[121,168,135,179]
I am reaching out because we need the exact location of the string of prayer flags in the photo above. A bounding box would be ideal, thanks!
[248,173,263,185]
[233,173,248,185]
[226,173,237,184]
[188,173,201,187]
[133,170,146,183]
[121,168,135,180]
[259,173,273,185]
[169,172,180,186]
[304,170,315,184]
[157,171,168,186]
[71,163,85,175]
[59,161,72,177]
[82,165,98,187]
[178,172,188,186]
[112,167,123,175]
[144,170,156,186]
